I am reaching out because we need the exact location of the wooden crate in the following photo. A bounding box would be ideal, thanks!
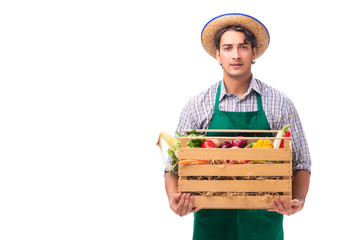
[177,129,292,209]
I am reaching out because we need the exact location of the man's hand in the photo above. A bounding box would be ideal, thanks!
[169,193,202,217]
[268,198,304,216]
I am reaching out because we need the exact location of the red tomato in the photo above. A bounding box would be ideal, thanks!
[240,160,249,164]
[200,140,216,148]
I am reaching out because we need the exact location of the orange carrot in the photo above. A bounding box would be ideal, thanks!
[178,159,209,165]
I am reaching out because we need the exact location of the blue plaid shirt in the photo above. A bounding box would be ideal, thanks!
[166,76,311,174]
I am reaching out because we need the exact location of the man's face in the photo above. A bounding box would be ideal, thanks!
[216,30,257,81]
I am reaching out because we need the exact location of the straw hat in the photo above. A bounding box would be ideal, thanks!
[201,13,270,59]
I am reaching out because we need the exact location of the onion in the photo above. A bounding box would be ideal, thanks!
[209,139,220,148]
[232,136,246,148]
[220,141,232,148]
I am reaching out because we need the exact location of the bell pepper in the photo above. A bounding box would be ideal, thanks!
[252,139,273,148]
[279,131,291,148]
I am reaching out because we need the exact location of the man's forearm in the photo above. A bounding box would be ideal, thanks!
[165,172,179,200]
[165,172,201,216]
[292,170,310,201]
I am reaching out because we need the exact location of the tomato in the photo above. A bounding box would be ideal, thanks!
[200,140,216,148]
[240,160,249,164]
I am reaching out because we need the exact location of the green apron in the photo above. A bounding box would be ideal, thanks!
[193,83,284,240]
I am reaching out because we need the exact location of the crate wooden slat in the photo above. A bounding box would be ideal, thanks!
[183,129,280,133]
[178,164,292,177]
[179,178,291,192]
[178,148,292,161]
[192,195,292,209]
[177,129,292,209]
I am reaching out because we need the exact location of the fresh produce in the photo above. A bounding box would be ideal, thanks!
[232,136,246,148]
[226,159,249,164]
[158,127,293,171]
[179,130,206,148]
[210,139,220,147]
[226,160,239,164]
[178,159,209,165]
[201,140,216,148]
[157,131,178,151]
[279,131,291,148]
[220,141,232,148]
[244,140,256,148]
[157,131,180,173]
[273,124,290,149]
[157,129,206,173]
[251,139,274,163]
[252,139,273,148]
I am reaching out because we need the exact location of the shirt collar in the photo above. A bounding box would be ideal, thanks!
[219,75,261,101]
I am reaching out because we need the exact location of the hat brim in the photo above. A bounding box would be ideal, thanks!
[201,13,270,59]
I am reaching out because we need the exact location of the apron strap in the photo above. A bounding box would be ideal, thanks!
[214,83,222,111]
[256,92,263,111]
[214,82,264,111]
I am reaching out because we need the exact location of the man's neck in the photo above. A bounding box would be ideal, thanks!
[223,75,252,99]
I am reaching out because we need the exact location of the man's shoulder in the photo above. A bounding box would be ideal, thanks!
[255,78,294,110]
[256,78,290,100]
[179,81,219,127]
[187,81,220,105]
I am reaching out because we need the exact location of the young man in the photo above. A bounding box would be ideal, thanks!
[164,13,311,239]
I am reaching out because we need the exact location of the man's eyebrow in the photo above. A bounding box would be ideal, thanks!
[221,42,249,47]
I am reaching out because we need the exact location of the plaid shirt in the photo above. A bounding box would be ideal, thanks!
[166,76,311,174]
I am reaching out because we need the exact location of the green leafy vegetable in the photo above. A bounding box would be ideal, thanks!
[176,130,206,148]
[167,148,179,173]
[164,130,206,173]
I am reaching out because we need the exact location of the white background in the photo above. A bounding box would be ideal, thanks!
[1,0,359,239]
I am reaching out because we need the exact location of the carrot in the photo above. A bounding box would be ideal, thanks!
[178,159,209,165]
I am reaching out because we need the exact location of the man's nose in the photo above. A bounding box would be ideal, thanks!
[232,48,241,59]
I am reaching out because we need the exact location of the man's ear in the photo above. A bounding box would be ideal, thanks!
[252,47,257,61]
[216,49,222,65]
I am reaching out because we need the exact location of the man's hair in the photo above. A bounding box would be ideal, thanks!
[214,25,257,51]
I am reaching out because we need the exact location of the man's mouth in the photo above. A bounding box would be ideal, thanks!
[230,63,243,68]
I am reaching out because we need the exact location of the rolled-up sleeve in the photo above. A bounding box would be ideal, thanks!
[280,98,312,174]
